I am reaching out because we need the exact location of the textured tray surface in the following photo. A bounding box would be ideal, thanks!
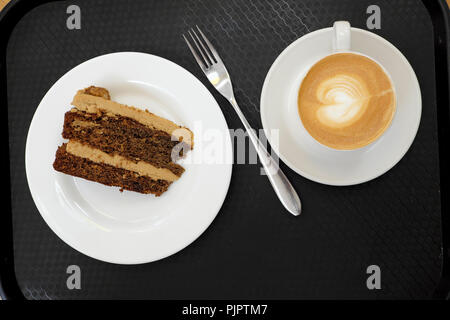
[7,0,442,299]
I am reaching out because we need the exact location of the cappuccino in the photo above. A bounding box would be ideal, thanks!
[297,53,395,150]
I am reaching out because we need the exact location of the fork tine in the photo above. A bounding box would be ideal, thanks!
[196,25,220,63]
[190,28,214,66]
[182,34,207,70]
[188,30,211,68]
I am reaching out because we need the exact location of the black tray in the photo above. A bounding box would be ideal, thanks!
[1,0,449,300]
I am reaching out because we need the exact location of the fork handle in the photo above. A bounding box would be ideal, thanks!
[230,97,302,216]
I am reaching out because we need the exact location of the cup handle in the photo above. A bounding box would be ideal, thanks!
[332,21,351,51]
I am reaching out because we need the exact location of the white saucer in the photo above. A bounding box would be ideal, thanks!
[260,27,421,186]
[25,52,233,264]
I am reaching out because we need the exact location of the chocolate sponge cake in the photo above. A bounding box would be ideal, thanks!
[53,86,193,196]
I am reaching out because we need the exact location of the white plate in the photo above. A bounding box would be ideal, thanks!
[26,52,232,264]
[261,27,421,186]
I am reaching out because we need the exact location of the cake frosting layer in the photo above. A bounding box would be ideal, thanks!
[72,88,193,148]
[53,144,171,196]
[66,140,180,182]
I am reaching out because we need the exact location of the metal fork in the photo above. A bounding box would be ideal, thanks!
[183,26,301,216]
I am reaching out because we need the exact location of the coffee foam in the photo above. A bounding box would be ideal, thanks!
[298,53,395,150]
[315,74,368,128]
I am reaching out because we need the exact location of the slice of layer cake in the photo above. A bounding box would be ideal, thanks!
[53,86,193,196]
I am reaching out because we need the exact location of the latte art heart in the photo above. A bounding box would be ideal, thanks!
[315,74,369,128]
[298,53,396,150]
